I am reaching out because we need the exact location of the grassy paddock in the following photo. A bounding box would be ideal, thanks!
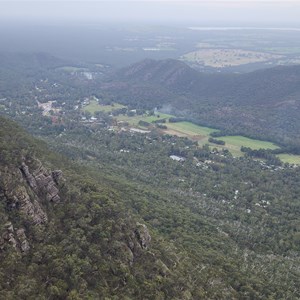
[217,136,279,152]
[81,105,294,161]
[83,101,126,115]
[277,154,300,165]
[166,121,217,136]
[164,123,279,157]
[57,66,87,72]
[116,113,173,126]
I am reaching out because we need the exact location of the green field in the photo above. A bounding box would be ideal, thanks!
[57,66,88,73]
[277,154,300,165]
[163,123,279,156]
[83,101,126,115]
[83,105,297,162]
[166,121,217,137]
[116,113,174,126]
[116,113,281,157]
[217,136,279,156]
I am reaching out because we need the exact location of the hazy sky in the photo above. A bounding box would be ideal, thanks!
[0,1,300,25]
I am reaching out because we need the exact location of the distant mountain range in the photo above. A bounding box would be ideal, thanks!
[0,52,67,71]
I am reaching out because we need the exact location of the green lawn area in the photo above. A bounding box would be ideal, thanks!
[116,112,174,126]
[83,101,126,115]
[160,122,280,157]
[218,136,279,150]
[57,66,87,72]
[88,106,292,161]
[277,154,300,165]
[166,121,217,137]
[125,118,278,157]
[216,136,279,156]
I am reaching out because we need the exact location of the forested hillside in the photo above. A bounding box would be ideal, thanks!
[104,59,300,148]
[0,117,204,299]
[1,115,300,299]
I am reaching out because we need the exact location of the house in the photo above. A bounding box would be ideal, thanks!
[170,155,185,162]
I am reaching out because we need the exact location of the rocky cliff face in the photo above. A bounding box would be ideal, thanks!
[20,161,63,203]
[0,157,64,253]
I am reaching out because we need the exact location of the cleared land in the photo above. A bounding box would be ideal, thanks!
[82,103,298,162]
[182,49,282,68]
[166,121,217,137]
[165,122,218,145]
[117,112,280,157]
[217,136,278,155]
[164,124,279,157]
[116,113,173,126]
[83,100,126,115]
[57,66,88,73]
[277,154,300,165]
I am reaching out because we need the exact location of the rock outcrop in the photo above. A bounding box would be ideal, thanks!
[0,222,30,253]
[135,222,151,249]
[0,157,64,254]
[2,222,18,250]
[13,185,48,225]
[16,228,30,253]
[20,161,63,203]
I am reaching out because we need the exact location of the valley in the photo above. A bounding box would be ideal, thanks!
[81,99,295,161]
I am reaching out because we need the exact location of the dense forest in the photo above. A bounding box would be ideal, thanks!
[1,115,300,299]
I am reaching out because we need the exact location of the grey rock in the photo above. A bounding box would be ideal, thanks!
[14,187,48,225]
[21,161,61,203]
[52,170,63,185]
[135,222,151,249]
[1,223,30,253]
[16,228,30,253]
[20,163,38,192]
[2,222,18,249]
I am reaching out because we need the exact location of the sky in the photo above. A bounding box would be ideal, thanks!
[0,1,300,25]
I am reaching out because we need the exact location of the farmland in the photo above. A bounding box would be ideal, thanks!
[116,112,173,126]
[277,154,300,165]
[217,136,279,156]
[115,111,281,157]
[181,49,282,68]
[81,102,295,161]
[83,100,126,115]
[164,123,279,157]
[57,66,88,73]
